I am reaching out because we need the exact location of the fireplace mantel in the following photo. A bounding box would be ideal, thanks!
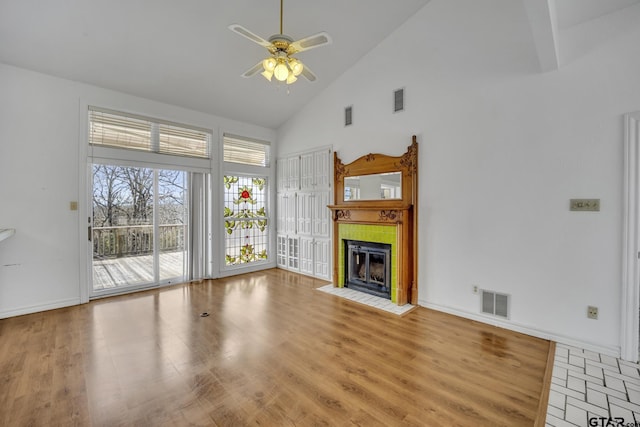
[328,203,412,224]
[329,136,418,305]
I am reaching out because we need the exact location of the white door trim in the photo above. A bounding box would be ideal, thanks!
[622,111,640,362]
[78,100,91,304]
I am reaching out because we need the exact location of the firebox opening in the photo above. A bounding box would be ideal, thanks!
[344,240,391,299]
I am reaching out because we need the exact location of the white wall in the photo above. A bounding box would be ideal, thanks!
[277,0,640,354]
[0,62,275,318]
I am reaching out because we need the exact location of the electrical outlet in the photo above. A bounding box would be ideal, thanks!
[472,285,479,294]
[587,306,598,320]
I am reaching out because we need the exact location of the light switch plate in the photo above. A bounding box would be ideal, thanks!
[70,201,78,211]
[570,199,600,212]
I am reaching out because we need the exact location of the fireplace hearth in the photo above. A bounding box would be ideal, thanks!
[345,240,391,299]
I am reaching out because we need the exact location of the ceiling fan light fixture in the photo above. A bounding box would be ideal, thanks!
[274,60,289,81]
[262,57,277,72]
[286,73,297,84]
[289,58,304,76]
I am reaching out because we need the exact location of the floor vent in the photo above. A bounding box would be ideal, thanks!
[345,106,353,126]
[393,88,404,112]
[481,290,509,319]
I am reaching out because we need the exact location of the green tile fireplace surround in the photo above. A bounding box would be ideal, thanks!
[337,223,398,303]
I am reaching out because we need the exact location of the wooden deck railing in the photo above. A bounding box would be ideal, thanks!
[93,224,185,258]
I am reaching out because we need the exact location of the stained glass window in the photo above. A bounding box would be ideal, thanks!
[223,175,269,265]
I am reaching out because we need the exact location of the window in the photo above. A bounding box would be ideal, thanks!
[223,175,269,266]
[223,133,270,167]
[89,107,210,159]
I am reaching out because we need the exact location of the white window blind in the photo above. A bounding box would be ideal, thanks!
[223,134,270,167]
[89,108,210,159]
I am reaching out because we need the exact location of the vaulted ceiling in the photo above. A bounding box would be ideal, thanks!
[0,0,638,129]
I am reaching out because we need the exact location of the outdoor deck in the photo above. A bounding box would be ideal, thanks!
[93,251,185,290]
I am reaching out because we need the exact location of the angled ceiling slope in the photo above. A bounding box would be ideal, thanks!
[0,0,430,129]
[524,0,640,72]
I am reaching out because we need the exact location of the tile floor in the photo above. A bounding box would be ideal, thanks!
[546,343,640,426]
[316,284,416,315]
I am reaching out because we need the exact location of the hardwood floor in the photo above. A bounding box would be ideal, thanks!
[0,269,552,426]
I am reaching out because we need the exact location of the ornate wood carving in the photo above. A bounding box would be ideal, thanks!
[334,155,346,183]
[329,136,419,306]
[400,138,418,175]
[334,210,351,220]
[379,210,399,222]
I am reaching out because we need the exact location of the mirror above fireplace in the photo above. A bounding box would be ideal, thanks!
[344,172,402,201]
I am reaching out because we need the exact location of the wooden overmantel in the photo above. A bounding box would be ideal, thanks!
[328,136,418,305]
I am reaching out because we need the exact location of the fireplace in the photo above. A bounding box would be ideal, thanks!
[329,136,418,305]
[345,240,391,299]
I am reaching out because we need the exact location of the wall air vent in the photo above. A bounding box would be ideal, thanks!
[345,106,353,126]
[481,290,510,319]
[393,88,405,113]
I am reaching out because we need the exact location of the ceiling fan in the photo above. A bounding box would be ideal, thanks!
[228,0,332,85]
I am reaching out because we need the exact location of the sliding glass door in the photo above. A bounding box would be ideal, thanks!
[91,163,187,295]
[158,169,187,282]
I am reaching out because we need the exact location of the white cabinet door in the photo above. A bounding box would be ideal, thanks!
[312,191,331,237]
[300,153,314,191]
[313,149,331,190]
[300,149,330,190]
[297,192,313,236]
[314,239,331,280]
[276,193,286,233]
[278,193,297,235]
[287,156,300,191]
[287,236,299,270]
[299,237,314,275]
[285,193,297,234]
[278,156,300,191]
[276,235,288,268]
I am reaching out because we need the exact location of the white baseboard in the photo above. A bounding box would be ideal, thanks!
[420,300,620,358]
[0,297,82,319]
[217,261,277,278]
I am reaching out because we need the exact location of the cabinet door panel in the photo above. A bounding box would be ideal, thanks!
[287,237,299,270]
[276,193,286,233]
[314,239,330,280]
[314,150,331,189]
[297,192,313,235]
[300,237,314,275]
[276,235,288,267]
[313,191,331,237]
[300,153,314,190]
[285,193,297,234]
[287,157,300,191]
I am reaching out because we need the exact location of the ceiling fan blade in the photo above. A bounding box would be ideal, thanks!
[287,32,332,54]
[228,24,273,49]
[300,65,317,82]
[242,61,264,78]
